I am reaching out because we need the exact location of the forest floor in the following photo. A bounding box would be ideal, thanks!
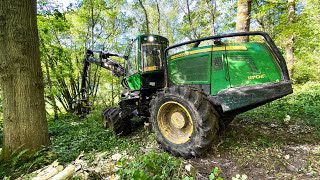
[0,82,320,179]
[191,117,320,179]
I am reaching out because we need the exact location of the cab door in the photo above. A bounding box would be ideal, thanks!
[126,40,141,90]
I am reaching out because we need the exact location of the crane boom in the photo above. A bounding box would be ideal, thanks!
[74,50,125,115]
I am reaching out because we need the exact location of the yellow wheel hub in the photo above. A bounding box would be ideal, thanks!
[157,101,193,144]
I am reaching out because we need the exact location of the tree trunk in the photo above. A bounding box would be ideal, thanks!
[207,0,217,35]
[44,58,58,120]
[0,0,49,158]
[41,39,58,120]
[286,0,295,77]
[155,0,161,35]
[138,0,150,34]
[186,0,197,39]
[236,0,252,42]
[111,75,114,107]
[90,0,95,49]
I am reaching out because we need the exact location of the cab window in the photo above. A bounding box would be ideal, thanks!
[126,40,138,75]
[141,43,162,72]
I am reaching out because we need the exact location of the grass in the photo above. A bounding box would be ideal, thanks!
[239,82,320,129]
[0,82,320,179]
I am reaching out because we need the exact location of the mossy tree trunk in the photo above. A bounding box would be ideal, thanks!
[236,0,252,42]
[0,0,49,158]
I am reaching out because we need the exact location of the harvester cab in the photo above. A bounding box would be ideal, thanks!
[77,32,293,158]
[123,35,169,91]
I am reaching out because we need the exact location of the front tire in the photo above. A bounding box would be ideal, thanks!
[150,86,219,157]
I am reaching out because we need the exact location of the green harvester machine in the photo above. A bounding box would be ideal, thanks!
[76,32,293,157]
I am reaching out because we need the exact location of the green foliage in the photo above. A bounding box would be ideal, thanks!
[0,147,49,179]
[240,82,320,128]
[117,151,182,179]
[209,167,224,180]
[291,0,320,83]
[251,0,320,83]
[48,109,139,163]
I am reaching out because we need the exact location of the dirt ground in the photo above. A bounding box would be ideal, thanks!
[188,118,320,179]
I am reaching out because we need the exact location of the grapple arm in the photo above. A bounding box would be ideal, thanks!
[84,50,125,77]
[74,50,125,116]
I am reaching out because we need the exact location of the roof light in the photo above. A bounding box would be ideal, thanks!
[148,36,155,42]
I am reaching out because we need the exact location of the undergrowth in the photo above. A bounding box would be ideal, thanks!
[117,151,182,179]
[0,108,156,179]
[239,82,320,130]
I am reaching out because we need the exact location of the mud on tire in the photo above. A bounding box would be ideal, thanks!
[150,86,220,157]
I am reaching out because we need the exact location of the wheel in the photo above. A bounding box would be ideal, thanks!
[102,107,132,135]
[102,108,114,128]
[150,86,220,157]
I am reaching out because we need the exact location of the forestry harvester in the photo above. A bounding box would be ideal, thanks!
[76,32,292,157]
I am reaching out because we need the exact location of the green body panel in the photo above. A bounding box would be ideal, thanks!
[126,73,141,90]
[210,51,230,93]
[169,46,212,85]
[168,43,282,95]
[226,43,281,88]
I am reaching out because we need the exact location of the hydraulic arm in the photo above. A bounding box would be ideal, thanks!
[75,50,125,115]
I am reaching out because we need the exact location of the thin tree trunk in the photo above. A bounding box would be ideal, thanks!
[90,0,95,49]
[40,43,72,112]
[111,75,114,107]
[0,0,49,158]
[139,0,150,34]
[286,0,295,77]
[236,0,252,42]
[44,58,58,120]
[186,0,197,39]
[155,0,161,35]
[40,39,58,119]
[207,0,217,35]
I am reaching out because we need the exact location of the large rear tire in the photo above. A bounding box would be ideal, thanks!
[150,86,220,157]
[102,107,131,135]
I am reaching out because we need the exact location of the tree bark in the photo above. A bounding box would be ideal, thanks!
[286,0,295,77]
[138,0,150,34]
[236,0,252,42]
[0,0,49,158]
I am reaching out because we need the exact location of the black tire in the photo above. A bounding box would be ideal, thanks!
[102,107,131,135]
[102,108,113,128]
[150,86,220,157]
